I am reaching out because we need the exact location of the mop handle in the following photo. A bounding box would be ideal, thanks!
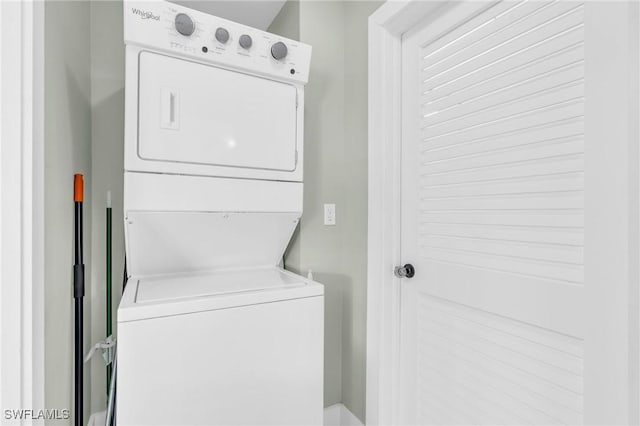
[73,174,84,298]
[73,174,84,426]
[74,174,83,202]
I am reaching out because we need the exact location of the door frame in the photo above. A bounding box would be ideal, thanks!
[367,3,446,424]
[366,1,640,424]
[0,0,45,418]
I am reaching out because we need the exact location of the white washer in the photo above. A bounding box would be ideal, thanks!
[118,268,323,425]
[117,2,322,425]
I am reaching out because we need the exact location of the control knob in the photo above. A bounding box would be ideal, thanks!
[215,27,230,44]
[271,41,288,60]
[174,13,195,37]
[239,34,252,49]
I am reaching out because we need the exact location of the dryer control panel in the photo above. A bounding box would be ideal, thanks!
[124,1,311,84]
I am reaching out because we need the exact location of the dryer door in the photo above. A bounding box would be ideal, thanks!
[137,51,298,172]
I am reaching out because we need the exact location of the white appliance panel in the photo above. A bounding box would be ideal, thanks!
[124,172,303,213]
[117,293,324,425]
[124,1,311,84]
[125,211,300,277]
[138,51,297,172]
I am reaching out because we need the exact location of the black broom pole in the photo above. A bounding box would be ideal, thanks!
[73,174,84,426]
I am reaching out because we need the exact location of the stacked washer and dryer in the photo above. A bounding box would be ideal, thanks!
[117,2,323,424]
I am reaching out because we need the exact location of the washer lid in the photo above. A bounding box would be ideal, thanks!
[137,267,306,303]
[118,267,323,322]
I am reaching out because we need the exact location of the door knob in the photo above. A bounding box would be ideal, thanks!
[394,264,415,278]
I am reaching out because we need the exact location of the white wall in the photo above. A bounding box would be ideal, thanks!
[44,1,92,424]
[270,1,381,421]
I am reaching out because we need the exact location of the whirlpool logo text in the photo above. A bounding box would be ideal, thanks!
[131,8,160,21]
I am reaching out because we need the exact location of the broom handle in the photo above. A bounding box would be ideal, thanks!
[106,191,113,392]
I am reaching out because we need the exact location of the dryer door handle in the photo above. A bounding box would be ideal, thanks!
[161,88,179,130]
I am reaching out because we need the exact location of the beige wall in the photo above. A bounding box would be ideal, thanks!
[292,0,348,409]
[44,2,93,424]
[341,2,381,419]
[270,1,381,422]
[268,0,299,40]
[45,2,125,423]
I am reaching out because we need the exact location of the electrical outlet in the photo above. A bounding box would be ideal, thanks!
[324,203,336,225]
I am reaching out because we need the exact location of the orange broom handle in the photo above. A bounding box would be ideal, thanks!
[74,174,83,202]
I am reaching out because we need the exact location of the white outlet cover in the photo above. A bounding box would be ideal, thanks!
[324,203,336,226]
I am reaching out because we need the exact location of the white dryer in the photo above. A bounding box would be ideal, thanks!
[117,2,322,425]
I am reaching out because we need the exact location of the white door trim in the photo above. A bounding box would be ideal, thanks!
[0,0,45,421]
[367,2,446,424]
[582,3,640,423]
[367,1,640,424]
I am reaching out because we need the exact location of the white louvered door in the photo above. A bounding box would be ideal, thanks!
[400,2,587,424]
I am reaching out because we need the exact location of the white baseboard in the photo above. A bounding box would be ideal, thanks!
[324,403,363,426]
[87,410,106,426]
[91,404,361,426]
